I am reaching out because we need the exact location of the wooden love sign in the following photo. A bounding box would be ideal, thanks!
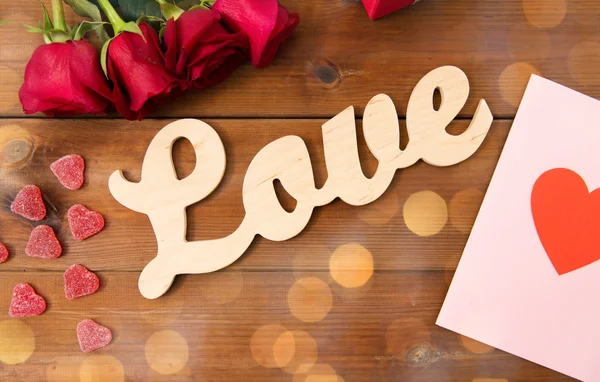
[109,66,494,299]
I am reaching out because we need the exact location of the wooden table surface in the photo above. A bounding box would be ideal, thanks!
[0,0,594,381]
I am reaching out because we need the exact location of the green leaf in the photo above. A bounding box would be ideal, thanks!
[137,15,165,24]
[64,0,110,43]
[159,3,183,20]
[72,21,108,40]
[100,37,113,77]
[23,24,45,33]
[158,24,165,40]
[0,21,44,34]
[192,0,215,10]
[119,21,143,37]
[91,0,195,22]
[38,0,54,30]
[48,29,72,42]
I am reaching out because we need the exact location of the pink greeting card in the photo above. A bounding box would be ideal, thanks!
[437,75,600,381]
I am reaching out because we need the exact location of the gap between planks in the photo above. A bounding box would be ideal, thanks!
[0,269,450,274]
[0,116,517,122]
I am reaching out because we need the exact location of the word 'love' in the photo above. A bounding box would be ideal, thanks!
[109,66,494,299]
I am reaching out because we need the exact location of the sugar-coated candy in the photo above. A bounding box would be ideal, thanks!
[9,283,47,317]
[0,243,8,263]
[11,185,46,221]
[25,225,62,259]
[68,204,105,241]
[51,154,85,190]
[77,319,112,352]
[64,264,100,300]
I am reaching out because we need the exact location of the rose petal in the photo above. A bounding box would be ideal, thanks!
[107,23,184,120]
[214,0,280,66]
[19,40,112,117]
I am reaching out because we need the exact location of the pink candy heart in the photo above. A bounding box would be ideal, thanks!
[77,319,112,352]
[9,283,47,317]
[68,204,105,240]
[51,154,85,190]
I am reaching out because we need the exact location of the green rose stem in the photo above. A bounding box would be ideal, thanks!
[97,0,126,33]
[51,0,67,31]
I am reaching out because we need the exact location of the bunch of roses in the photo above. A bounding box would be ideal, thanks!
[19,0,299,120]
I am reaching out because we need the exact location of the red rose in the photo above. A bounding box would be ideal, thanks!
[213,0,299,68]
[106,22,184,120]
[163,8,249,89]
[19,40,112,117]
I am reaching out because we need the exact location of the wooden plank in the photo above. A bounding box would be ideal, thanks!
[0,118,507,273]
[0,271,572,381]
[1,0,598,118]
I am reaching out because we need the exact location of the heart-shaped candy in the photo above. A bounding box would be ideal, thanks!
[68,204,105,241]
[532,168,600,275]
[9,283,47,317]
[0,243,8,263]
[11,185,46,221]
[64,264,100,300]
[77,319,112,352]
[51,154,85,190]
[26,225,62,259]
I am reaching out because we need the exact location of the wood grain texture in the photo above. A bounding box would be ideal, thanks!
[0,271,573,381]
[0,0,598,118]
[0,117,573,380]
[0,118,505,273]
[0,0,593,380]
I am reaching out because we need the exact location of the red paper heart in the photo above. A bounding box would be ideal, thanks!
[77,319,112,352]
[9,283,47,317]
[68,204,105,241]
[11,185,46,221]
[51,154,85,190]
[362,0,415,20]
[531,168,600,275]
[26,225,62,259]
[64,264,100,300]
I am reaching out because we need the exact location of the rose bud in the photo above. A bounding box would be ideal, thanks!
[18,0,112,116]
[98,0,184,120]
[162,7,249,89]
[213,0,299,68]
